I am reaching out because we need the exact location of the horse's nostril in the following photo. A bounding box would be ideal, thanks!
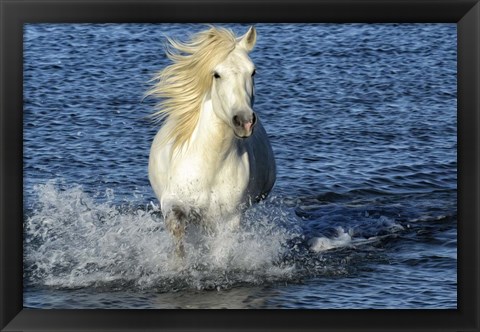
[251,112,257,126]
[233,115,241,127]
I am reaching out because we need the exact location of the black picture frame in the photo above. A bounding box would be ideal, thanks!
[1,0,479,331]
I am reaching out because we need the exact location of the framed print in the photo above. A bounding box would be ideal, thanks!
[1,0,479,331]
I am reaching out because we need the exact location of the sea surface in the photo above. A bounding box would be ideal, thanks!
[23,23,457,309]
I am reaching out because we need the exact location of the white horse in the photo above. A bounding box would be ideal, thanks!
[147,26,276,256]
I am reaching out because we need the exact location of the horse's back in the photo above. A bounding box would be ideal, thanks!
[245,119,276,201]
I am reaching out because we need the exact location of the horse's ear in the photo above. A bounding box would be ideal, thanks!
[237,26,257,52]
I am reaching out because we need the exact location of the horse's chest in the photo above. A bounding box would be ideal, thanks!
[210,151,250,210]
[173,148,250,214]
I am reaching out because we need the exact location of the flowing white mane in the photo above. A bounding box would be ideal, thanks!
[147,27,237,149]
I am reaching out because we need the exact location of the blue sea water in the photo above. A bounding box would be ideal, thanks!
[23,23,457,309]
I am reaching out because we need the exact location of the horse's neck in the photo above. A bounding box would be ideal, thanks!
[190,98,239,159]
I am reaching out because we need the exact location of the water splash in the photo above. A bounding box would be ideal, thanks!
[308,227,353,252]
[24,180,407,291]
[24,181,305,290]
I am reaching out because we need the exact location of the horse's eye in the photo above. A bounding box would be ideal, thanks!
[213,72,221,79]
[252,69,256,77]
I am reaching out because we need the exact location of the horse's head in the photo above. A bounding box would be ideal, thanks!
[211,27,257,139]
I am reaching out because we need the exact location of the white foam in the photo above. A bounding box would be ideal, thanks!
[25,180,408,290]
[308,227,353,252]
[24,180,299,290]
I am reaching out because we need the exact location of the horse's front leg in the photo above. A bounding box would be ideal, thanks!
[165,206,187,258]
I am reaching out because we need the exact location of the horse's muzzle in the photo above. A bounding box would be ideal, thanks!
[232,112,257,138]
